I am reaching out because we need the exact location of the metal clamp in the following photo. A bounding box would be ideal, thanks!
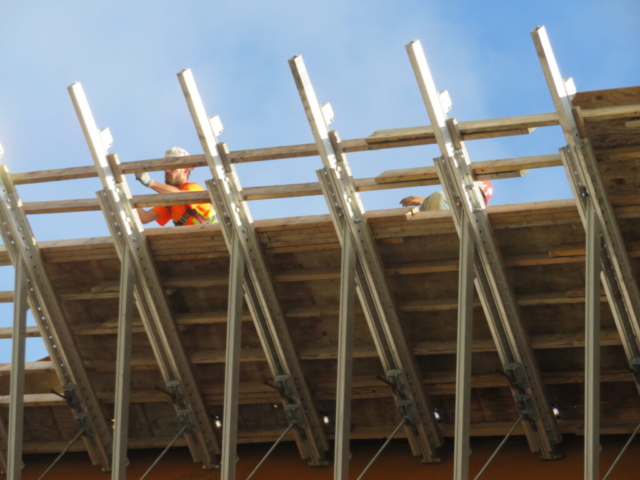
[63,385,97,437]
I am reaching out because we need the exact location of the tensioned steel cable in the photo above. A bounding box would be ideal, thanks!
[245,423,295,480]
[37,429,85,480]
[603,422,640,480]
[139,425,188,480]
[356,418,407,480]
[474,415,524,479]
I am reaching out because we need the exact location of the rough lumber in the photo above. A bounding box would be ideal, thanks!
[10,103,640,186]
[20,154,563,215]
[0,327,622,376]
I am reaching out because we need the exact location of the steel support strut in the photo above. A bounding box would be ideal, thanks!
[531,23,640,477]
[334,228,357,480]
[111,249,135,479]
[290,55,444,464]
[68,83,220,469]
[0,420,7,475]
[584,202,601,479]
[532,26,640,383]
[7,261,28,479]
[0,166,113,470]
[406,40,562,458]
[177,69,330,467]
[220,233,245,480]
[453,219,475,479]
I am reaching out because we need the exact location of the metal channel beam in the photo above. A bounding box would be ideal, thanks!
[334,229,357,480]
[453,219,474,479]
[290,55,444,463]
[0,166,113,470]
[7,261,27,480]
[111,250,135,479]
[532,27,640,389]
[0,419,7,475]
[68,83,220,469]
[220,234,244,480]
[585,203,601,479]
[177,69,330,466]
[406,40,562,459]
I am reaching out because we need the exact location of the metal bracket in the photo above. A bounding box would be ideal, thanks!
[290,54,443,464]
[0,166,112,471]
[514,395,538,421]
[68,82,220,469]
[63,385,97,437]
[406,39,561,459]
[504,363,529,391]
[178,68,330,467]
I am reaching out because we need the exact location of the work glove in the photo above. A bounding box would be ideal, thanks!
[135,171,153,187]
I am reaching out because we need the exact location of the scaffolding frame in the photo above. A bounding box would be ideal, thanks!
[532,25,640,479]
[0,25,639,476]
[406,39,562,460]
[290,54,444,465]
[68,83,221,471]
[0,166,113,472]
[178,68,330,469]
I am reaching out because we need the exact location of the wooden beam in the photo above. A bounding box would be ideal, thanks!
[0,328,622,375]
[10,103,640,186]
[14,418,640,455]
[19,153,562,215]
[0,367,633,411]
[1,197,640,267]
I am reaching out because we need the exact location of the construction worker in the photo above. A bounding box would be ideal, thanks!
[135,146,217,226]
[400,180,494,211]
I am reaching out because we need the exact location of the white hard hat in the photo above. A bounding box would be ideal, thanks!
[164,146,189,158]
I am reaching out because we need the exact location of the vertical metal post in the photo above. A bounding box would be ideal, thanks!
[111,249,135,479]
[453,218,475,480]
[221,233,245,480]
[291,55,443,463]
[603,422,640,480]
[405,39,561,458]
[585,201,601,479]
[334,230,357,480]
[7,261,28,480]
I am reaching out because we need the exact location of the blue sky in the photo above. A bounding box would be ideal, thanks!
[0,0,638,361]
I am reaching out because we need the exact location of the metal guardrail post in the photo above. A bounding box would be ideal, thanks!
[290,54,444,463]
[406,39,562,458]
[178,68,330,466]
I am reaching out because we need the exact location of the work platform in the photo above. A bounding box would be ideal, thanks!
[0,30,639,479]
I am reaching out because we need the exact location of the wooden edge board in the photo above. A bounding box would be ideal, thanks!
[19,153,565,215]
[0,328,623,372]
[10,101,640,186]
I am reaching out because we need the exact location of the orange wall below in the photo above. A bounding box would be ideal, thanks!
[16,435,640,479]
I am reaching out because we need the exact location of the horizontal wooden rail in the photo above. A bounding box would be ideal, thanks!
[10,103,639,187]
[0,326,623,371]
[0,366,631,408]
[20,154,562,215]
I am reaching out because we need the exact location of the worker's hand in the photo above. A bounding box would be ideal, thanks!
[135,171,153,187]
[400,196,425,207]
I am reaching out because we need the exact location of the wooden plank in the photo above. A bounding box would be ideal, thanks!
[20,154,564,215]
[0,327,622,375]
[376,154,561,184]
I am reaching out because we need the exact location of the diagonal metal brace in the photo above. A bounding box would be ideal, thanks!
[0,166,112,470]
